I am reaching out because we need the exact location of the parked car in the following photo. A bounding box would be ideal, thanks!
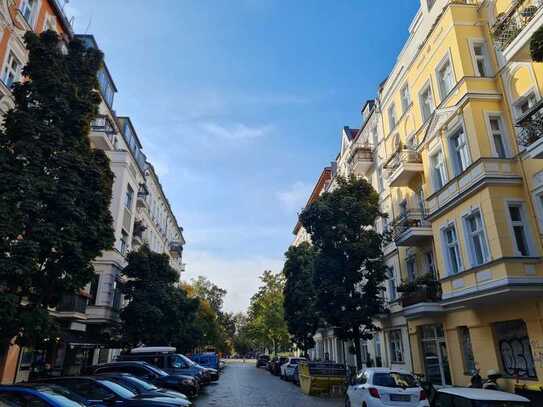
[256,354,270,368]
[429,387,531,407]
[269,357,288,376]
[0,384,89,407]
[280,358,305,381]
[33,377,187,406]
[345,368,429,407]
[117,347,215,384]
[92,373,191,406]
[92,361,199,398]
[266,357,277,372]
[292,365,300,386]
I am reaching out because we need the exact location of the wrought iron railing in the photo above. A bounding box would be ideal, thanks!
[516,98,543,147]
[386,148,422,172]
[91,115,116,145]
[391,208,430,241]
[491,0,543,51]
[400,285,441,307]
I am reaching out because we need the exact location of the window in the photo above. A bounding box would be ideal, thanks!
[387,267,397,301]
[425,251,436,277]
[471,41,492,77]
[508,203,531,256]
[431,150,447,191]
[97,68,115,108]
[419,82,435,122]
[459,327,475,374]
[376,165,384,193]
[125,184,134,210]
[464,210,490,266]
[437,56,455,99]
[44,14,57,32]
[388,104,397,133]
[406,256,416,282]
[488,115,508,158]
[427,0,436,11]
[401,84,411,112]
[89,275,99,306]
[112,280,122,311]
[1,52,22,88]
[448,125,470,175]
[515,91,538,118]
[120,232,129,256]
[494,320,537,379]
[19,0,38,27]
[389,329,404,363]
[443,224,462,275]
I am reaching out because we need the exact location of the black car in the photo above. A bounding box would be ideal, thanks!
[91,361,199,398]
[269,357,288,376]
[256,355,270,368]
[92,373,192,406]
[33,377,186,406]
[117,348,213,384]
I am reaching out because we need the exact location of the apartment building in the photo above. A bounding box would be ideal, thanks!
[0,1,185,383]
[298,0,543,391]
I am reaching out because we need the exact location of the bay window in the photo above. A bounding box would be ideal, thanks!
[463,209,490,266]
[508,203,532,256]
[443,224,462,275]
[437,56,454,99]
[419,82,435,122]
[448,125,470,176]
[430,150,447,191]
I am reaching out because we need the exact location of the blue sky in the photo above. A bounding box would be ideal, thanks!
[69,0,419,312]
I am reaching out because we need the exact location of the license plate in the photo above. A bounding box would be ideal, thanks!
[390,394,411,402]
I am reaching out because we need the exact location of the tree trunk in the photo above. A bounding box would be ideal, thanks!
[352,325,362,370]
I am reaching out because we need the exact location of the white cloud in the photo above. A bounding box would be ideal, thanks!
[182,250,284,313]
[277,181,312,213]
[200,122,273,141]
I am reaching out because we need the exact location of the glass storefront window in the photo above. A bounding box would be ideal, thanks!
[420,324,452,386]
[459,326,475,374]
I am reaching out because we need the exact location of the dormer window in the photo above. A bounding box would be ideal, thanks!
[20,0,38,28]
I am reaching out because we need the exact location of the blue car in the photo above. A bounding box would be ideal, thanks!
[0,384,89,406]
[191,353,219,371]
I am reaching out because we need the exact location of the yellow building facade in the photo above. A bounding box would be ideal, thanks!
[377,0,543,392]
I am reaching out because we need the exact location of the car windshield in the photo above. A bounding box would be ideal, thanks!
[31,385,88,407]
[123,376,158,391]
[143,363,169,377]
[178,354,195,367]
[373,372,418,388]
[97,379,138,399]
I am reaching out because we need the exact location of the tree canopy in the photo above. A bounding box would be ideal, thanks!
[0,30,114,350]
[121,245,199,349]
[246,270,290,354]
[300,175,388,367]
[282,242,319,355]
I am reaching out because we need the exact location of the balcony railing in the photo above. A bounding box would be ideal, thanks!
[90,115,116,150]
[169,241,184,257]
[400,285,441,308]
[516,98,543,147]
[386,148,423,187]
[491,0,543,52]
[391,207,433,247]
[57,294,88,314]
[350,144,374,175]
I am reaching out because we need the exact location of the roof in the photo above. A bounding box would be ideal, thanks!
[438,387,530,402]
[131,346,176,354]
[292,166,333,235]
[343,126,359,141]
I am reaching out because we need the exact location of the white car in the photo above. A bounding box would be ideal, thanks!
[430,387,530,406]
[345,368,429,407]
[280,358,304,381]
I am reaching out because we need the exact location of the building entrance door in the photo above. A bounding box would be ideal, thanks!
[421,324,451,386]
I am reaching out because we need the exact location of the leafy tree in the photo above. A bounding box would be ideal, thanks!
[191,276,226,315]
[531,26,543,62]
[246,271,290,354]
[0,30,114,350]
[282,242,319,356]
[300,176,388,368]
[121,245,199,348]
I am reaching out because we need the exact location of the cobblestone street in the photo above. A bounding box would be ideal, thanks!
[194,360,343,407]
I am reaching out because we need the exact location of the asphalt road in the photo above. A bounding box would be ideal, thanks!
[194,360,343,407]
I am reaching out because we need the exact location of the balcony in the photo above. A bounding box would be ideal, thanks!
[55,294,88,319]
[169,241,184,257]
[90,115,116,151]
[516,98,543,158]
[491,0,543,63]
[398,275,443,319]
[386,149,423,188]
[136,183,149,210]
[391,209,433,247]
[349,144,374,176]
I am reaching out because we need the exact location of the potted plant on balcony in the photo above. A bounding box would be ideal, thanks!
[397,272,441,307]
[530,26,543,62]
